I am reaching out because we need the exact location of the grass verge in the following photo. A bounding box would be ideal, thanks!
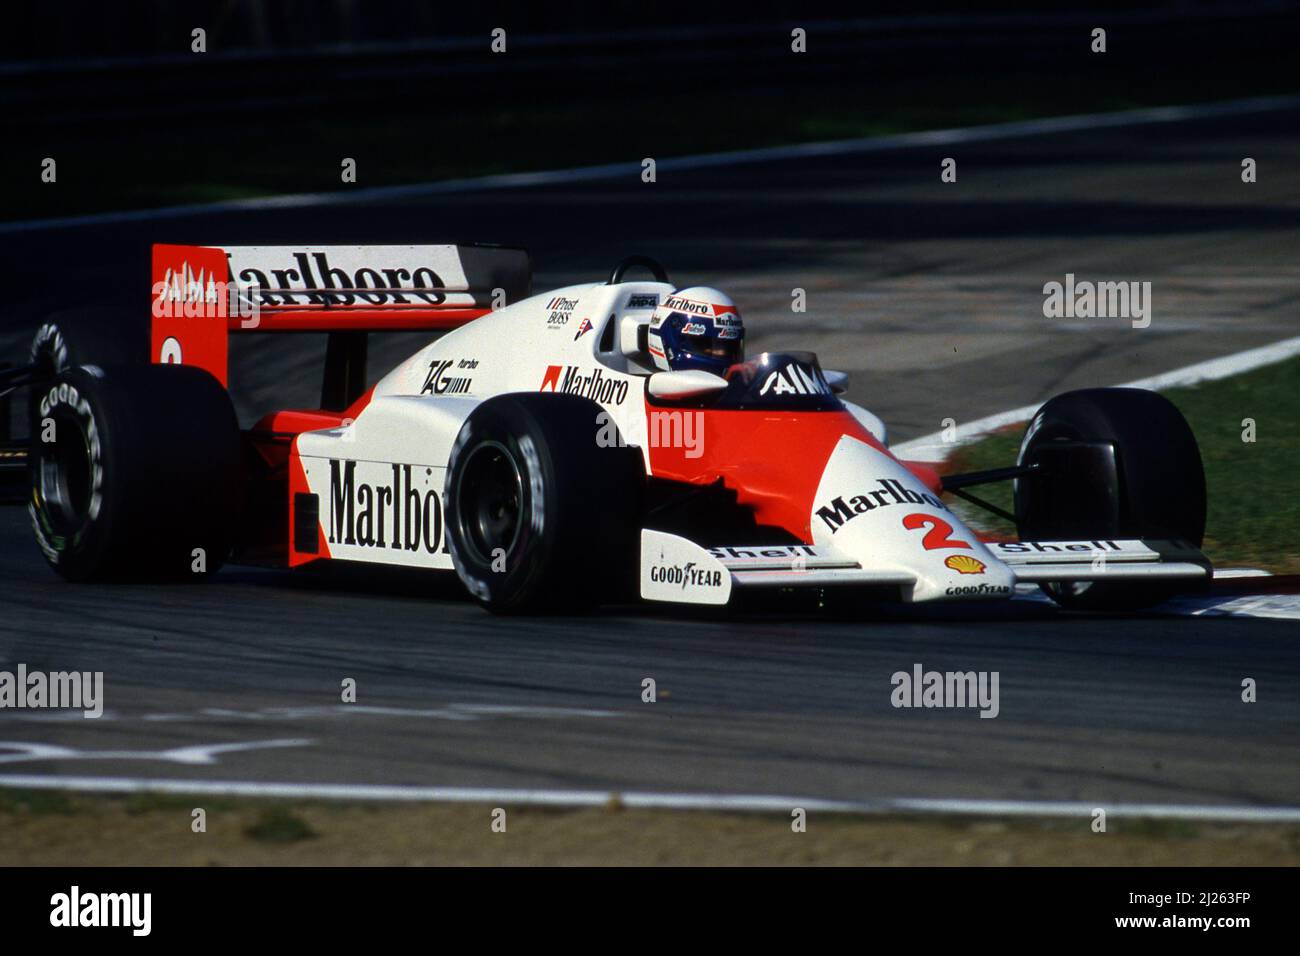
[944,357,1300,574]
[1,790,1297,865]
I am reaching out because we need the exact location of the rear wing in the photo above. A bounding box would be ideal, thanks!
[151,243,531,389]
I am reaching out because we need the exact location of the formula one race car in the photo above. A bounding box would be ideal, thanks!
[0,244,1211,613]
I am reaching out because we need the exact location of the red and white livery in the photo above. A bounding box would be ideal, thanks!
[12,246,1212,614]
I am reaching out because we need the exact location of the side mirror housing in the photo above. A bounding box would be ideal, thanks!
[647,369,729,400]
[824,370,849,394]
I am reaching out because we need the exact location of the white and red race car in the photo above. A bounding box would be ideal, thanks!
[5,244,1211,613]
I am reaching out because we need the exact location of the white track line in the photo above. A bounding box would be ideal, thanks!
[1,774,1298,822]
[5,93,1300,236]
[891,333,1300,461]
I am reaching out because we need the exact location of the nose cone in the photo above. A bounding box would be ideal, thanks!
[810,436,1015,602]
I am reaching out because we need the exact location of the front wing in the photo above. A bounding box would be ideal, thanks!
[638,531,1210,606]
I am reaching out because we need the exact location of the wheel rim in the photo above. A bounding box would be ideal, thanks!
[35,417,94,535]
[1024,427,1118,603]
[456,441,524,566]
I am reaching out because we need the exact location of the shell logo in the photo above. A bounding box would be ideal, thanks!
[945,554,986,575]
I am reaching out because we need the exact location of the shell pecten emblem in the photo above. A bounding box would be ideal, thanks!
[944,554,986,575]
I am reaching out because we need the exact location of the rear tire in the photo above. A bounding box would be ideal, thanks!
[1014,387,1206,611]
[29,306,149,371]
[29,364,243,581]
[444,393,644,613]
[28,307,149,423]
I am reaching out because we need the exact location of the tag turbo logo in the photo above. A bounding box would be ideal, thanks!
[421,358,477,395]
[539,365,629,405]
[649,562,724,590]
[817,479,947,532]
[328,460,445,553]
[759,362,831,397]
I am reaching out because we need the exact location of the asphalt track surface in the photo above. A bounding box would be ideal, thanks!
[0,105,1297,809]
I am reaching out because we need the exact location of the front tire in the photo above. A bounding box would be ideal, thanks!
[1014,387,1206,611]
[445,393,644,613]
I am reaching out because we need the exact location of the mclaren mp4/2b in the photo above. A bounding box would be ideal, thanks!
[1,245,1211,613]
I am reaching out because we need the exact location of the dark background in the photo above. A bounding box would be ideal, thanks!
[10,1,1278,57]
[5,2,1300,224]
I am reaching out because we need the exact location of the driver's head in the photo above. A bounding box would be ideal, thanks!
[647,287,744,375]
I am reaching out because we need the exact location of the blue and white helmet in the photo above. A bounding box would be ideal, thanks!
[647,287,745,375]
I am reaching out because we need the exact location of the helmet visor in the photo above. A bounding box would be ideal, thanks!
[673,311,743,368]
[695,334,743,365]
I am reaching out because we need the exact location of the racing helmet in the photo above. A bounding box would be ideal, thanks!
[647,287,745,375]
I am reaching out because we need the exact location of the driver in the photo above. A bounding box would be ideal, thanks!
[647,287,745,376]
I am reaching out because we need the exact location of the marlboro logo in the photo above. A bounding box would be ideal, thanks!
[328,459,446,554]
[816,480,947,533]
[539,365,629,405]
[226,250,449,307]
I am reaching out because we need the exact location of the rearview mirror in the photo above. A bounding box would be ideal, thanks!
[824,370,849,394]
[647,369,729,400]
